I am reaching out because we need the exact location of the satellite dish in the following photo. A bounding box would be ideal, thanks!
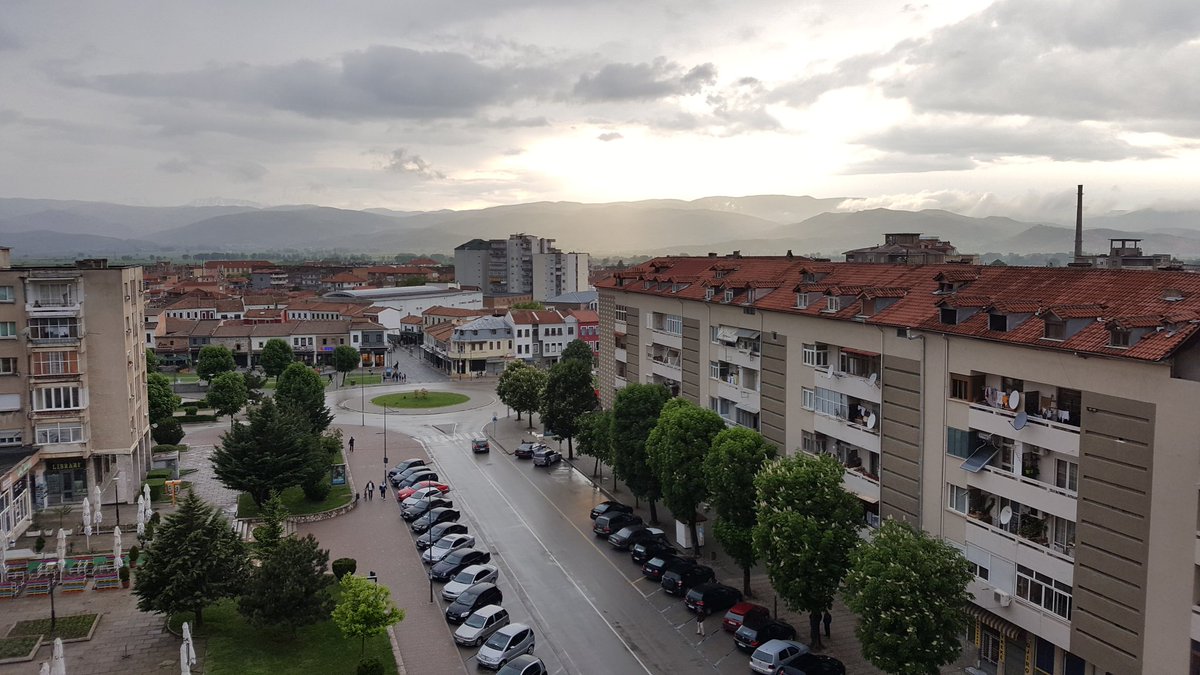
[1011,411,1028,431]
[1008,391,1021,410]
[825,368,834,379]
[999,506,1013,525]
[867,373,878,387]
[866,412,877,429]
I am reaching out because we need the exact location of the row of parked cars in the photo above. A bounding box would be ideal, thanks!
[388,457,546,674]
[590,500,846,675]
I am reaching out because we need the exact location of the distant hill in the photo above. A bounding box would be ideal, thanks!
[0,230,162,257]
[989,225,1200,258]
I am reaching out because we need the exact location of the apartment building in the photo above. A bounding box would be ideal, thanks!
[0,250,151,538]
[597,254,1200,675]
[155,318,388,367]
[455,234,591,301]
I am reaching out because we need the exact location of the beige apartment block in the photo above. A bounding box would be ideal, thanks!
[597,254,1200,675]
[0,249,151,540]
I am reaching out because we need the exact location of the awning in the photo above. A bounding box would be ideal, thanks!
[735,328,761,340]
[839,347,879,357]
[966,605,1025,640]
[960,444,999,473]
[716,327,739,344]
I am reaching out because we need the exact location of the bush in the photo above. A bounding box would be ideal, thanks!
[152,418,185,445]
[356,657,385,675]
[332,558,357,580]
[144,478,166,502]
[183,406,198,416]
[149,511,161,525]
[301,476,331,502]
[118,566,130,583]
[129,545,140,566]
[151,443,187,454]
[177,414,219,423]
[146,469,173,480]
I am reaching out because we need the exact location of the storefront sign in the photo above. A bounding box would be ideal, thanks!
[46,460,84,471]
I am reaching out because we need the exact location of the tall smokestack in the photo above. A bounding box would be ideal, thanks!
[1074,184,1084,259]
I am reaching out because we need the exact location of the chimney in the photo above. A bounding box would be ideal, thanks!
[1074,185,1084,259]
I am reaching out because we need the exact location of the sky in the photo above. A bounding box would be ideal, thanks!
[1,0,1197,219]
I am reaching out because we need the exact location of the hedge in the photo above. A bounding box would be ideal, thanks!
[144,478,166,502]
[177,414,218,423]
[151,444,188,454]
[146,469,173,480]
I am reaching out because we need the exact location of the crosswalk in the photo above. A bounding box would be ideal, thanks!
[411,431,478,446]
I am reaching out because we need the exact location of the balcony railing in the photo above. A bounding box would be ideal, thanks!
[964,512,1075,564]
[970,401,1079,433]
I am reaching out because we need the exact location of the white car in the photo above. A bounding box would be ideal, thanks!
[749,639,810,674]
[476,623,535,670]
[402,486,443,508]
[453,604,509,647]
[442,564,500,601]
[420,533,476,564]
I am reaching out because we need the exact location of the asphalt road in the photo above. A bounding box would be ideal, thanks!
[332,380,756,675]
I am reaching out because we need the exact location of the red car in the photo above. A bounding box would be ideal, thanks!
[723,602,769,633]
[396,481,450,501]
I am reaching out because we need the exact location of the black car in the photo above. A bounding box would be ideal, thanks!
[411,507,461,534]
[389,458,426,477]
[416,522,468,550]
[390,466,429,486]
[660,562,715,596]
[590,500,633,520]
[532,447,562,467]
[641,555,693,582]
[430,548,493,582]
[444,582,503,624]
[514,441,542,459]
[607,524,649,550]
[593,511,642,538]
[613,526,666,551]
[684,582,743,614]
[400,496,454,521]
[631,539,677,565]
[776,654,847,675]
[734,618,797,652]
[397,471,439,489]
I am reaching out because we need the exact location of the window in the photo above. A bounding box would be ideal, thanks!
[813,387,847,418]
[0,358,15,375]
[801,387,815,410]
[735,408,758,429]
[948,484,969,513]
[991,436,1015,473]
[28,318,79,340]
[0,430,21,446]
[709,361,720,379]
[1043,318,1065,340]
[825,296,840,312]
[1108,328,1130,348]
[940,307,958,325]
[723,289,735,303]
[946,427,974,458]
[704,288,714,301]
[33,386,83,411]
[951,374,971,400]
[989,313,1008,331]
[966,559,990,581]
[802,343,828,368]
[36,422,84,444]
[0,286,12,302]
[1051,516,1076,553]
[795,292,808,308]
[1055,459,1078,492]
[1016,565,1072,619]
[980,628,1001,670]
[614,304,628,322]
[0,321,16,338]
[662,314,682,335]
[801,430,816,454]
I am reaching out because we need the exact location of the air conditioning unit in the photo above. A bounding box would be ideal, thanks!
[993,589,1011,607]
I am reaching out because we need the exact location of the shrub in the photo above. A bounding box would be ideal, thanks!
[177,414,218,423]
[146,469,173,480]
[118,566,130,584]
[183,406,198,416]
[35,536,45,554]
[301,476,332,502]
[129,545,140,566]
[356,657,385,675]
[144,478,166,502]
[151,443,187,454]
[332,558,357,580]
[152,418,185,445]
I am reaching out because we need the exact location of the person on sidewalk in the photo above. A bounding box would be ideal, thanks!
[348,436,355,452]
[809,612,823,649]
[365,480,374,499]
[695,608,707,636]
[379,483,386,499]
[822,610,832,638]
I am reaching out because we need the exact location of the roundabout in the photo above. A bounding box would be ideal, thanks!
[370,390,470,409]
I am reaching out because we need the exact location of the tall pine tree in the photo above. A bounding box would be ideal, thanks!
[212,397,320,507]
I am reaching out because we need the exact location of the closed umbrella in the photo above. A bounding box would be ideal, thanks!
[91,486,103,533]
[38,662,49,675]
[179,642,191,675]
[50,637,65,675]
[142,484,153,521]
[182,622,196,665]
[1,533,8,583]
[135,495,146,537]
[112,527,122,569]
[55,529,66,570]
[81,499,92,550]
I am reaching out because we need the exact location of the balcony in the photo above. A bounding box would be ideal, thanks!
[968,403,1080,457]
[813,411,880,453]
[842,467,880,504]
[27,328,84,346]
[816,367,881,403]
[614,347,627,362]
[961,463,1077,522]
[716,343,760,369]
[25,278,83,317]
[648,329,682,349]
[963,514,1075,580]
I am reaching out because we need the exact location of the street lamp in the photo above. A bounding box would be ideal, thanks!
[428,518,435,604]
[360,369,365,427]
[382,403,388,471]
[113,471,122,526]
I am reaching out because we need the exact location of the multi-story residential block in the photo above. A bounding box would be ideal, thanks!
[507,310,579,365]
[0,250,151,537]
[455,234,591,301]
[156,318,388,367]
[597,253,1200,675]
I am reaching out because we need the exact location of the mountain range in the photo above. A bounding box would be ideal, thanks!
[0,196,1197,260]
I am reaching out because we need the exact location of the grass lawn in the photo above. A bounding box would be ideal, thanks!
[0,636,40,659]
[170,599,397,675]
[236,484,353,519]
[371,391,469,409]
[7,614,97,640]
[340,374,383,387]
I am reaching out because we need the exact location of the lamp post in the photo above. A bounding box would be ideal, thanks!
[428,518,434,603]
[113,471,122,526]
[360,368,365,427]
[382,403,388,471]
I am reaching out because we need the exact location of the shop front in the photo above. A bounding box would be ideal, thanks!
[0,446,38,537]
[42,458,88,505]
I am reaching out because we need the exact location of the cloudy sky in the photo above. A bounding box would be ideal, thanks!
[1,0,1197,218]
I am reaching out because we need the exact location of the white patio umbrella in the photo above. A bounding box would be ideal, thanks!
[81,499,92,550]
[179,642,191,675]
[91,486,103,533]
[142,483,153,521]
[136,495,146,537]
[182,622,196,665]
[50,637,65,675]
[38,661,49,675]
[112,526,123,569]
[55,529,66,570]
[1,533,8,583]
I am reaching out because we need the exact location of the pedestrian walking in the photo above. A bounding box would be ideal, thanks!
[809,611,823,649]
[348,436,355,452]
[379,483,386,498]
[822,610,832,638]
[695,608,706,636]
[355,491,360,504]
[365,480,374,499]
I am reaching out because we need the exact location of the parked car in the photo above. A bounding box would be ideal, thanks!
[775,654,847,675]
[397,471,440,489]
[390,466,429,486]
[660,562,716,596]
[590,500,633,520]
[389,458,426,477]
[630,539,677,565]
[684,582,743,614]
[430,548,493,582]
[472,437,491,453]
[641,555,692,582]
[416,522,468,550]
[476,623,535,670]
[496,654,547,675]
[723,602,770,633]
[593,511,643,538]
[420,533,476,564]
[442,564,499,602]
[532,447,562,467]
[401,486,446,507]
[396,480,450,501]
[610,526,665,551]
[401,496,454,521]
[453,604,509,647]
[514,441,542,459]
[445,582,503,625]
[735,619,797,652]
[411,507,461,534]
[749,639,810,674]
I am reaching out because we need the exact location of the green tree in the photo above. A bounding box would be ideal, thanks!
[238,533,334,635]
[274,362,333,433]
[509,301,545,310]
[844,520,973,674]
[145,348,161,373]
[611,383,672,523]
[576,410,613,480]
[539,359,595,458]
[259,338,295,380]
[496,360,529,420]
[146,372,180,424]
[332,574,405,657]
[152,418,184,445]
[560,339,594,365]
[753,453,862,649]
[506,367,547,429]
[207,371,248,427]
[133,491,248,627]
[704,427,777,595]
[646,399,726,555]
[212,397,321,507]
[332,345,360,385]
[242,370,266,402]
[195,345,236,383]
[251,492,287,555]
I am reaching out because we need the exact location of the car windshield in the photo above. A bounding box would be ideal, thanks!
[452,569,477,583]
[464,612,489,628]
[446,550,466,563]
[433,539,456,551]
[751,647,775,662]
[483,632,510,650]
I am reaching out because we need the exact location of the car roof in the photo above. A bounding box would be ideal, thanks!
[495,622,530,637]
[506,654,541,667]
[728,601,768,615]
[474,603,505,617]
[460,564,495,575]
[758,639,806,654]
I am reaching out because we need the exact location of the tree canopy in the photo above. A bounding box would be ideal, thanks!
[560,339,595,365]
[259,338,295,379]
[145,348,161,373]
[332,574,405,657]
[504,366,547,429]
[576,410,613,480]
[207,371,249,426]
[238,533,334,635]
[496,360,529,420]
[509,301,545,310]
[133,490,248,627]
[646,399,726,554]
[274,362,333,433]
[704,427,777,595]
[539,358,595,457]
[332,345,360,384]
[196,344,236,382]
[212,397,321,506]
[843,519,973,675]
[611,383,672,523]
[147,372,180,424]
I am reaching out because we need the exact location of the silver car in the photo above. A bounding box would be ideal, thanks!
[442,564,499,601]
[402,486,443,508]
[749,639,810,674]
[421,533,476,564]
[453,604,509,647]
[476,623,535,670]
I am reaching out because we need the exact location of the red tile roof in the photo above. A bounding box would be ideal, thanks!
[507,310,567,325]
[567,309,599,323]
[400,314,423,325]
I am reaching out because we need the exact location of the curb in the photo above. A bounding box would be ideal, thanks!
[484,424,616,500]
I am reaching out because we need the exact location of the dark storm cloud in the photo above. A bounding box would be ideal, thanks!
[484,116,551,128]
[858,120,1166,162]
[573,58,717,101]
[385,149,446,180]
